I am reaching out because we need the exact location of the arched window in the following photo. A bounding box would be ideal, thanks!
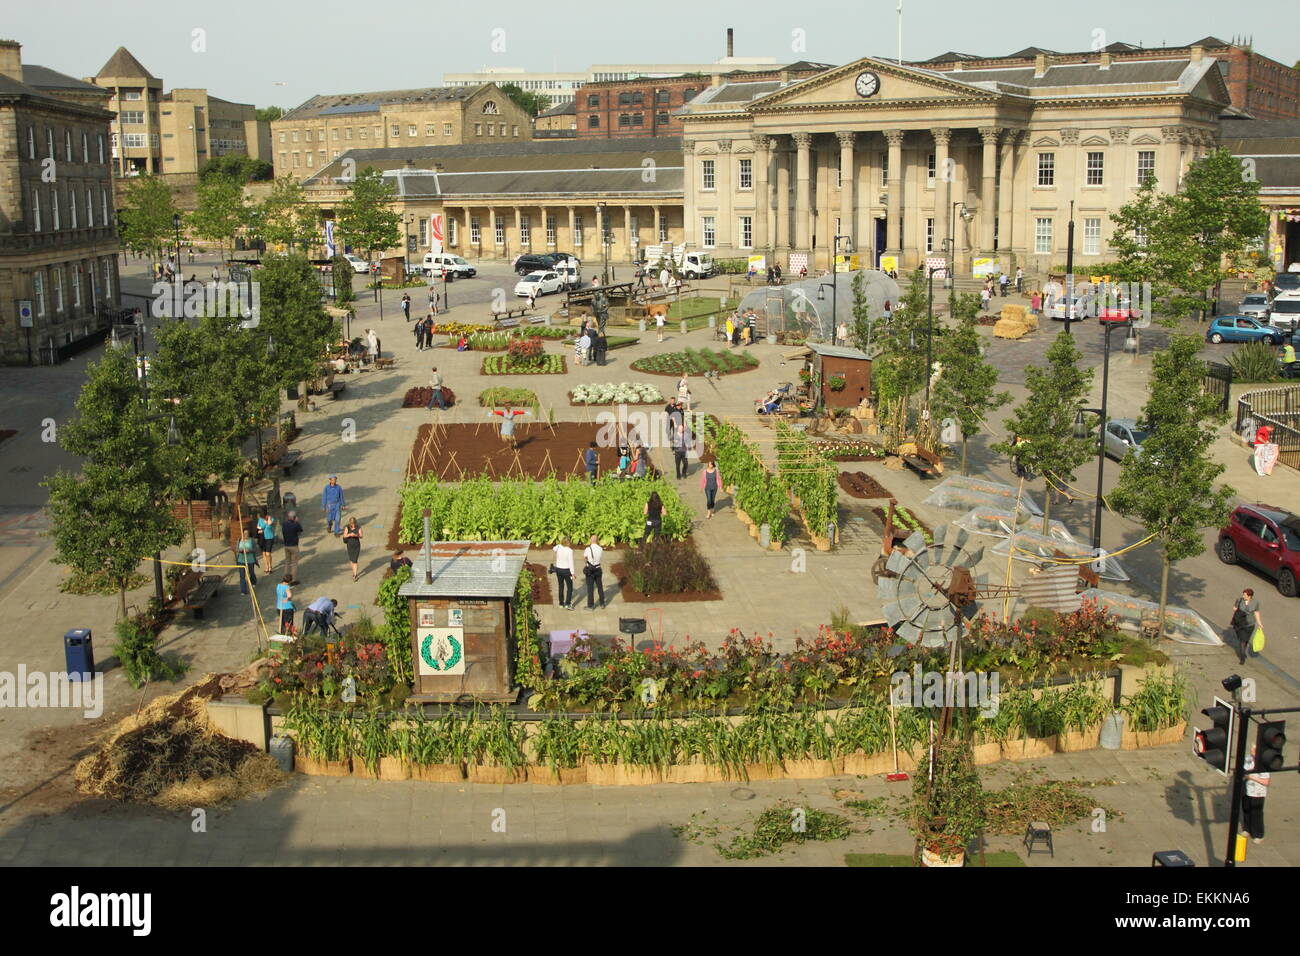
[482,101,499,115]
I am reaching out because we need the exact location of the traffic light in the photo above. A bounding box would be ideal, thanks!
[1194,697,1235,775]
[1256,720,1287,771]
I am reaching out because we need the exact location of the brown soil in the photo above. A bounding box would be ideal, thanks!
[405,421,618,481]
[525,561,554,605]
[838,471,894,499]
[870,505,934,542]
[402,387,456,409]
[610,561,724,603]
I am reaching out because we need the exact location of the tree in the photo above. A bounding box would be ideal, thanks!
[118,175,179,261]
[1108,334,1234,636]
[848,271,882,353]
[498,83,549,117]
[931,293,1010,475]
[255,254,337,391]
[1108,176,1174,321]
[992,331,1095,533]
[188,174,247,266]
[334,167,402,264]
[870,268,931,450]
[199,154,273,183]
[253,176,319,251]
[331,254,355,307]
[255,106,285,123]
[44,347,182,618]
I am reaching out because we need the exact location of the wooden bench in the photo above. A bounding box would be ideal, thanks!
[327,382,346,399]
[267,449,303,479]
[491,306,534,327]
[901,446,943,479]
[182,574,222,619]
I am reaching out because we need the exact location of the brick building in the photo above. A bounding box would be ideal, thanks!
[0,40,121,366]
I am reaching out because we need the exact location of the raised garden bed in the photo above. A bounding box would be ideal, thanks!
[871,504,933,543]
[524,561,554,605]
[478,387,538,407]
[812,438,886,462]
[611,537,722,603]
[569,382,664,405]
[837,471,893,499]
[401,386,456,409]
[481,354,567,375]
[631,348,758,377]
[403,421,613,483]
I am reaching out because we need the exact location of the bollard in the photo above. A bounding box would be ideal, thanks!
[759,523,771,548]
[681,319,689,335]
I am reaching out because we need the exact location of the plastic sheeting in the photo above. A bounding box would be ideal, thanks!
[735,270,899,342]
[1078,588,1224,646]
[990,530,1130,582]
[923,474,1043,518]
[954,506,1073,542]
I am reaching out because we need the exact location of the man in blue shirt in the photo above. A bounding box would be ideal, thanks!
[302,596,339,636]
[584,441,598,484]
[321,476,346,535]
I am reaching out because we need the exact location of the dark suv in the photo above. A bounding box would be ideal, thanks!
[1217,504,1300,597]
[514,253,562,275]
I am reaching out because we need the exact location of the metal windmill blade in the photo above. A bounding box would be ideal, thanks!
[876,519,991,650]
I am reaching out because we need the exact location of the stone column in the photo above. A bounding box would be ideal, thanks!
[774,137,791,251]
[716,139,734,250]
[794,131,812,252]
[653,205,662,248]
[978,126,1001,254]
[931,128,951,264]
[624,205,634,260]
[752,134,771,253]
[883,129,904,256]
[567,205,576,253]
[513,206,523,253]
[996,130,1019,261]
[682,140,696,247]
[837,131,856,256]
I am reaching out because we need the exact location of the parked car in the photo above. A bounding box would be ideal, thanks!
[342,254,370,274]
[513,253,564,275]
[514,271,565,298]
[1102,418,1149,461]
[1218,504,1300,597]
[421,253,476,278]
[1205,315,1286,345]
[1268,293,1300,333]
[1045,293,1094,322]
[1239,292,1272,322]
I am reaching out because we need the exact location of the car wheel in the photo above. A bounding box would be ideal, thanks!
[1210,333,1223,344]
[1217,537,1238,565]
[1280,569,1298,598]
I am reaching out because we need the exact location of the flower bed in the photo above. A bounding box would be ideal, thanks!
[481,353,566,375]
[631,348,759,377]
[468,327,570,351]
[401,386,456,409]
[569,382,664,405]
[612,538,721,603]
[478,386,538,407]
[812,438,886,462]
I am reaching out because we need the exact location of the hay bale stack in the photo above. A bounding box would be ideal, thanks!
[993,303,1036,339]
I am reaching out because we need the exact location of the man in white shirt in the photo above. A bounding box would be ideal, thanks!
[1242,746,1271,843]
[582,535,605,609]
[551,537,575,610]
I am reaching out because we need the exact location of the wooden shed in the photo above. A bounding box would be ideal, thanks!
[398,541,530,703]
[805,342,873,410]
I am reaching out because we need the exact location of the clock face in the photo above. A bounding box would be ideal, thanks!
[855,72,880,98]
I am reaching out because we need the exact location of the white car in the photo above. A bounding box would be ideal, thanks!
[342,254,371,274]
[514,271,565,298]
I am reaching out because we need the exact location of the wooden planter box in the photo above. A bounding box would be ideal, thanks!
[781,757,843,779]
[743,762,784,782]
[585,762,620,786]
[841,752,895,775]
[351,757,410,780]
[1001,736,1058,760]
[972,741,1004,765]
[530,765,589,786]
[411,763,465,783]
[1058,726,1102,752]
[1122,720,1187,751]
[467,764,528,784]
[297,755,351,776]
[664,761,725,784]
[614,765,665,786]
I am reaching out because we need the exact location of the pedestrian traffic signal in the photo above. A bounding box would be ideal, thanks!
[1194,697,1235,775]
[1256,720,1287,771]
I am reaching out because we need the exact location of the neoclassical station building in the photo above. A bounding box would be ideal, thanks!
[678,49,1231,274]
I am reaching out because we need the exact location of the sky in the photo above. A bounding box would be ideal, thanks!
[9,0,1300,110]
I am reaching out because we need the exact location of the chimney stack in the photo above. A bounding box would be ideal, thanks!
[726,28,734,59]
[0,39,22,84]
[710,73,723,88]
[1099,52,1111,70]
[1034,53,1049,78]
[1190,44,1204,63]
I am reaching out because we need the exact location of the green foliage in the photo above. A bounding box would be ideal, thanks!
[334,166,402,260]
[624,539,718,594]
[515,568,543,689]
[1226,340,1281,383]
[498,83,550,116]
[911,734,986,856]
[706,418,790,542]
[481,353,566,374]
[112,613,187,688]
[375,566,413,686]
[675,801,854,859]
[478,386,539,407]
[398,475,692,546]
[117,175,179,260]
[931,294,1010,474]
[254,254,337,389]
[254,106,285,123]
[251,176,319,249]
[198,154,273,183]
[872,268,930,405]
[1122,670,1191,732]
[774,421,838,536]
[330,255,355,306]
[188,175,247,265]
[630,348,757,376]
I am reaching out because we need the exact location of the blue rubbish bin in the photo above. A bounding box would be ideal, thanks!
[63,628,95,681]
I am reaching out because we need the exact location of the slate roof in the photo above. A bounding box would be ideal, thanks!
[283,85,480,120]
[385,166,684,197]
[95,46,154,79]
[938,58,1194,90]
[23,64,102,92]
[398,542,530,599]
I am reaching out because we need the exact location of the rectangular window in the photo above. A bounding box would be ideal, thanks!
[52,267,64,312]
[46,128,54,158]
[121,110,145,125]
[513,125,519,137]
[82,132,89,161]
[587,94,600,108]
[1037,152,1055,186]
[656,89,670,104]
[122,90,141,100]
[1083,217,1102,255]
[656,111,670,125]
[487,122,495,136]
[444,123,453,136]
[97,134,104,163]
[27,126,35,159]
[659,217,669,242]
[1137,150,1156,184]
[86,188,94,226]
[425,124,435,136]
[31,186,41,232]
[494,216,505,245]
[359,127,367,139]
[739,157,753,190]
[1086,151,1104,186]
[630,114,643,127]
[73,267,82,308]
[51,189,60,230]
[279,151,287,167]
[470,216,481,243]
[1034,217,1053,254]
[63,130,71,161]
[345,127,353,140]
[701,159,715,190]
[926,217,934,253]
[475,123,482,136]
[574,214,583,246]
[618,114,631,128]
[447,218,457,245]
[881,151,888,183]
[588,115,600,129]
[927,153,936,184]
[305,151,313,168]
[419,219,428,245]
[408,125,417,137]
[69,189,77,228]
[123,133,146,147]
[103,259,113,299]
[520,215,531,245]
[739,215,753,249]
[332,128,340,140]
[293,152,301,167]
[391,125,400,138]
[291,131,299,142]
[101,187,108,225]
[546,215,557,244]
[499,123,506,136]
[702,215,716,248]
[373,126,381,139]
[33,271,46,317]
[618,92,631,106]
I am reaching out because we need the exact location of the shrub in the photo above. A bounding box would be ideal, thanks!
[506,336,544,364]
[113,614,187,689]
[478,386,538,407]
[624,539,718,594]
[1226,340,1280,383]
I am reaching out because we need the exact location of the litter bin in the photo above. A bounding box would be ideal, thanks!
[63,628,95,681]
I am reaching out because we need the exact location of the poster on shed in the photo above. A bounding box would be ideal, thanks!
[418,626,466,676]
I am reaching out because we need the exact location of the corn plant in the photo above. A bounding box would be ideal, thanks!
[469,707,527,770]
[351,706,392,773]
[1122,670,1191,732]
[532,715,583,771]
[1060,676,1112,732]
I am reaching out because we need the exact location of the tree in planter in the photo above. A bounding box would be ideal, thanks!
[930,293,1010,475]
[188,173,247,268]
[871,269,931,451]
[910,732,986,864]
[43,348,183,618]
[118,174,179,263]
[334,167,403,276]
[992,331,1094,534]
[255,254,337,395]
[1107,335,1235,634]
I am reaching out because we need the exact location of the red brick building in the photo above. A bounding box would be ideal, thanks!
[577,62,830,139]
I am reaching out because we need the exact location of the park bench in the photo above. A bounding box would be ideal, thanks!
[901,446,943,479]
[327,382,346,400]
[492,306,534,326]
[266,449,303,479]
[181,574,222,620]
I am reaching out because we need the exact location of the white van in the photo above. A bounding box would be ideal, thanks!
[554,262,582,290]
[641,244,713,279]
[421,253,477,278]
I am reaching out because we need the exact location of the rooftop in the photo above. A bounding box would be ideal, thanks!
[283,85,482,121]
[397,542,530,599]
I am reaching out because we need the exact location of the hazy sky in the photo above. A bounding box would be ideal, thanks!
[10,0,1299,110]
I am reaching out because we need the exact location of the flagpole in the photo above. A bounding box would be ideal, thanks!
[897,0,903,65]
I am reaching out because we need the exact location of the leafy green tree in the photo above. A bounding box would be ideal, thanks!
[931,293,1010,475]
[1108,335,1235,634]
[254,176,320,251]
[331,254,355,307]
[848,271,881,353]
[871,268,931,449]
[992,331,1095,533]
[498,83,549,116]
[334,167,402,265]
[118,175,179,261]
[1108,176,1174,321]
[255,106,285,123]
[44,348,182,618]
[199,154,273,183]
[188,174,247,266]
[255,254,336,391]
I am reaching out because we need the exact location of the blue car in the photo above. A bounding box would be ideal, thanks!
[1206,315,1286,345]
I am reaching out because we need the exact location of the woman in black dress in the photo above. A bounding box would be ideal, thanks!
[342,517,363,581]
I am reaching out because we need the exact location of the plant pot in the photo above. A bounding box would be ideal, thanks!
[734,507,751,526]
[769,540,784,551]
[1001,735,1058,760]
[972,742,1004,765]
[1057,726,1102,753]
[412,762,465,783]
[467,764,528,784]
[810,534,832,552]
[1123,720,1187,751]
[297,755,351,777]
[614,765,664,786]
[530,765,589,786]
[842,752,894,776]
[748,523,760,539]
[920,846,965,868]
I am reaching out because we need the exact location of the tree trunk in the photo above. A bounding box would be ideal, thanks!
[960,436,969,476]
[187,497,197,553]
[1157,550,1171,640]
[118,582,127,620]
[1040,487,1053,536]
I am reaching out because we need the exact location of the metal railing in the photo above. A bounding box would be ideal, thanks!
[1237,385,1300,471]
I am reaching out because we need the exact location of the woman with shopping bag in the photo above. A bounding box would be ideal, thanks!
[1231,588,1263,664]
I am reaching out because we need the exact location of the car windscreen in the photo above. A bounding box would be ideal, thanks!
[1243,295,1268,305]
[1272,299,1300,313]
[1276,274,1300,291]
[1129,429,1150,444]
[523,272,546,280]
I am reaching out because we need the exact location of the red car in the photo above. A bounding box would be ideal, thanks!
[1217,504,1300,597]
[1098,307,1139,322]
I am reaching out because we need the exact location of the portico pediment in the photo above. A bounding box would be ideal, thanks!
[750,56,1000,112]
[1131,134,1160,145]
[1031,135,1060,147]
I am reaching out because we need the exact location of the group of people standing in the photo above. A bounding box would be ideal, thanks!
[412,314,438,350]
[575,319,608,367]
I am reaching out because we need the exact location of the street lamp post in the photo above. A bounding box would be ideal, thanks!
[946,202,972,288]
[141,406,180,606]
[403,214,414,277]
[172,213,182,279]
[598,202,609,286]
[925,265,946,406]
[1074,319,1132,554]
[1064,200,1076,334]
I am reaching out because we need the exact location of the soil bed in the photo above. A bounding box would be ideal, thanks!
[610,561,724,603]
[838,471,894,499]
[401,386,456,409]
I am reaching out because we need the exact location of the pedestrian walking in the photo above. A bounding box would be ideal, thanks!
[256,506,277,574]
[576,330,591,367]
[528,291,537,311]
[677,373,692,413]
[211,265,220,283]
[235,528,259,594]
[672,427,689,479]
[282,510,303,584]
[413,316,425,350]
[980,286,991,313]
[426,367,447,410]
[1030,291,1042,317]
[401,293,411,322]
[342,516,363,581]
[582,535,605,609]
[643,491,664,543]
[366,328,380,364]
[1015,267,1024,293]
[999,273,1009,297]
[700,459,723,518]
[302,596,340,637]
[322,475,346,536]
[774,264,782,283]
[655,309,666,342]
[593,326,607,366]
[584,441,599,483]
[1231,588,1263,664]
[551,536,575,610]
[1241,745,1271,842]
[276,575,295,634]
